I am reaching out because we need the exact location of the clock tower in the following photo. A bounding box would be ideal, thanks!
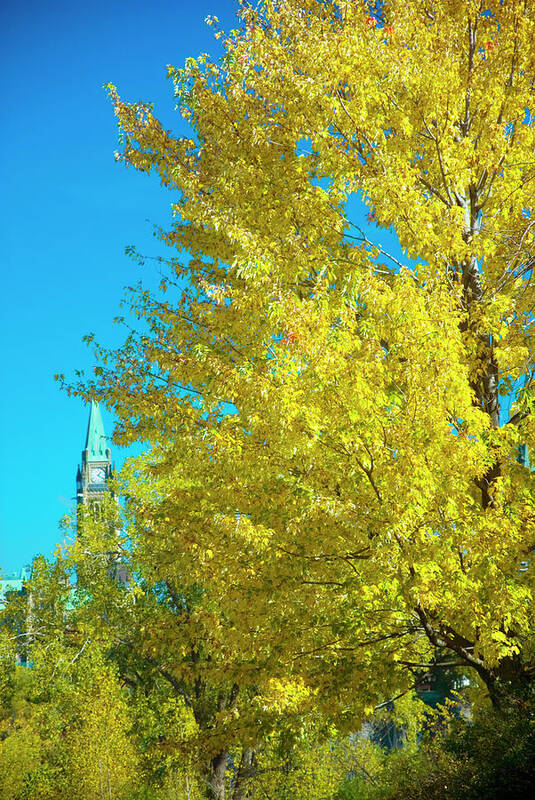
[76,401,114,508]
[75,402,128,583]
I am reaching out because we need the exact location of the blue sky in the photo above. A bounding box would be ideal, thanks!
[1,0,238,572]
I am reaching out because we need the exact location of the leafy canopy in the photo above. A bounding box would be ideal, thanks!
[62,0,535,711]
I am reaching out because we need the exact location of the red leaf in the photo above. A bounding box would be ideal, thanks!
[283,331,298,344]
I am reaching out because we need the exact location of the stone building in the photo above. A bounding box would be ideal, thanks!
[76,400,115,511]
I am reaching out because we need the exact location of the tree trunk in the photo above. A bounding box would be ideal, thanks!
[462,248,501,508]
[206,750,228,800]
[232,748,256,800]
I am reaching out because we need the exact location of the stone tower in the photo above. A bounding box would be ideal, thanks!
[76,402,128,582]
[76,401,114,509]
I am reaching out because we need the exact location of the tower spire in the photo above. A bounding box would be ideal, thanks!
[77,401,113,506]
[76,402,127,582]
[84,400,108,462]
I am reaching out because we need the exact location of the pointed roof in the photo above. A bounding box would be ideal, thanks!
[84,401,108,462]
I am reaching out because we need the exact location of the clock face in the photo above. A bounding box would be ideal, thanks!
[90,467,106,483]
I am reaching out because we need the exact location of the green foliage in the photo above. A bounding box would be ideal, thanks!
[2,553,535,798]
[0,585,140,800]
[336,700,535,800]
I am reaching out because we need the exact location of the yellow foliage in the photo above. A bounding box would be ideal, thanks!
[65,0,535,715]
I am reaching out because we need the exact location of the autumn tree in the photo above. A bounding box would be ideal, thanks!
[1,509,369,800]
[0,551,204,800]
[0,623,139,800]
[62,0,535,720]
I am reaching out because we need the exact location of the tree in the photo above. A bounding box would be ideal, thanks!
[334,696,535,800]
[0,629,139,800]
[0,513,355,800]
[71,498,279,800]
[63,0,535,714]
